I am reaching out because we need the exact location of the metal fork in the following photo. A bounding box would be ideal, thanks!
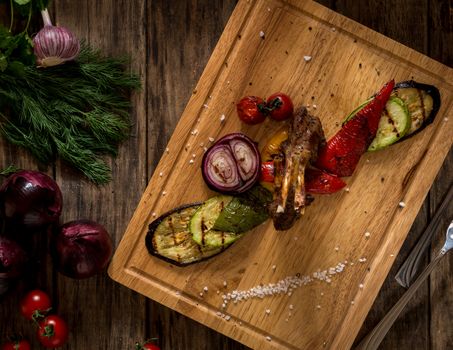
[395,184,453,287]
[355,220,453,350]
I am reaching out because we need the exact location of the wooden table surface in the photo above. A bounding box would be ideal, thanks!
[0,1,452,349]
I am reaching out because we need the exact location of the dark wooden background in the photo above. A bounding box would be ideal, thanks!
[0,0,452,349]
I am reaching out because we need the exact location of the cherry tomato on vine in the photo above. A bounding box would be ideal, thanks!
[236,96,267,125]
[36,315,69,348]
[20,289,52,321]
[266,92,294,121]
[135,341,160,350]
[1,339,31,350]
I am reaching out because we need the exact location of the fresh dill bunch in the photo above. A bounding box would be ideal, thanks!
[0,44,140,184]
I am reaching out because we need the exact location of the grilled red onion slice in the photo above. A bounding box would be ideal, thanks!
[202,133,260,194]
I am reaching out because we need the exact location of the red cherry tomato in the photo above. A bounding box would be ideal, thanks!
[1,340,31,350]
[236,96,267,125]
[135,342,160,350]
[266,93,294,121]
[20,289,52,321]
[37,315,69,348]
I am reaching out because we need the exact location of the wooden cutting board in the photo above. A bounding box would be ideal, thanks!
[108,0,453,349]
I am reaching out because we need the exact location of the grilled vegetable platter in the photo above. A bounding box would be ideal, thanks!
[145,79,441,266]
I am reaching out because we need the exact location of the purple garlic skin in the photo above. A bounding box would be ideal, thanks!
[33,25,80,67]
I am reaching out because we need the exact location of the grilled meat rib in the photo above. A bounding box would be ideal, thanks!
[269,107,325,230]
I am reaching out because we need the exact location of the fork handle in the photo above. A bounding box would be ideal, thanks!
[395,184,453,287]
[355,252,444,350]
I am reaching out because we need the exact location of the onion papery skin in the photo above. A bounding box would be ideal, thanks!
[202,133,260,194]
[33,25,80,67]
[0,170,63,229]
[51,220,113,279]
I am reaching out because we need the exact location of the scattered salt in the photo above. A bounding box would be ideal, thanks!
[159,172,163,177]
[289,304,294,310]
[192,153,196,158]
[272,265,276,270]
[199,292,203,297]
[259,31,265,39]
[208,137,215,142]
[265,336,272,342]
[334,246,340,252]
[220,114,226,122]
[203,286,209,292]
[189,159,194,164]
[398,201,406,208]
[359,283,364,289]
[316,305,321,310]
[364,231,371,239]
[165,147,170,153]
[152,212,157,217]
[345,187,350,192]
[265,309,271,315]
[358,257,367,263]
[203,104,209,109]
[225,315,231,321]
[444,117,449,122]
[162,191,167,196]
[223,281,227,287]
[303,55,312,62]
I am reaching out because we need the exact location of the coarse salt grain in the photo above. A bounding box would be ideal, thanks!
[316,305,321,310]
[175,291,181,296]
[199,292,203,297]
[289,304,294,310]
[390,254,394,257]
[159,172,163,177]
[334,246,340,252]
[358,257,367,263]
[223,281,227,287]
[203,286,208,292]
[220,114,226,122]
[152,212,157,217]
[444,117,449,122]
[208,137,215,142]
[219,261,347,306]
[304,55,312,62]
[364,231,371,238]
[313,104,317,109]
[203,104,209,109]
[192,153,196,158]
[225,315,231,321]
[272,265,276,270]
[266,336,272,342]
[351,301,355,305]
[359,283,364,289]
[345,187,350,192]
[189,159,194,164]
[165,147,169,153]
[398,201,406,208]
[259,31,265,38]
[191,129,198,135]
[265,309,271,315]
[331,27,336,32]
[216,311,222,317]
[162,191,167,196]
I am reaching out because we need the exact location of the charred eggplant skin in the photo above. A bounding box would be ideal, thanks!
[395,80,441,139]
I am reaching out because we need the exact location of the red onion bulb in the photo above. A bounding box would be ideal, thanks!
[33,9,80,67]
[0,170,63,229]
[202,133,260,194]
[0,236,28,278]
[51,220,113,279]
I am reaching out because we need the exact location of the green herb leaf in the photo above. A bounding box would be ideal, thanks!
[0,44,140,184]
[0,54,7,71]
[14,0,31,5]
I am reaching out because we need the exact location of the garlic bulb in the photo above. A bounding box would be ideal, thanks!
[33,9,80,67]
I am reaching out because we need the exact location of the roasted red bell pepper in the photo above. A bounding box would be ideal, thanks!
[259,162,346,194]
[315,80,395,177]
[305,168,347,194]
[259,161,275,183]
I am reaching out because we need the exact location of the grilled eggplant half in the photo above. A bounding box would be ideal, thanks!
[344,80,441,150]
[146,203,230,266]
[393,80,441,137]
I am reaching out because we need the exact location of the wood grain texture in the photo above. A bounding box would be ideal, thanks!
[0,1,452,349]
[109,1,453,349]
[52,0,149,348]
